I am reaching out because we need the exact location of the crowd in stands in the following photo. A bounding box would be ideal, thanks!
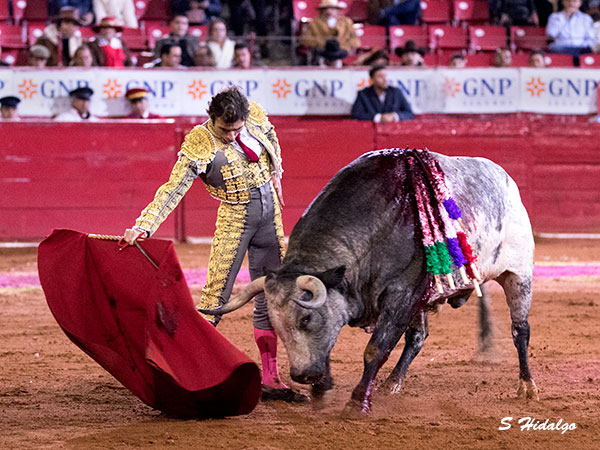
[0,0,600,69]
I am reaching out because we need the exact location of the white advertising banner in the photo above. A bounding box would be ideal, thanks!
[519,68,599,114]
[2,67,599,117]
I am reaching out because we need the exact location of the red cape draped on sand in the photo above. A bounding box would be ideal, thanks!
[38,229,261,418]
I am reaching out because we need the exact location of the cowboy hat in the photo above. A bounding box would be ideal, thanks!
[317,0,344,9]
[394,40,426,57]
[53,6,83,26]
[93,17,124,33]
[317,39,348,61]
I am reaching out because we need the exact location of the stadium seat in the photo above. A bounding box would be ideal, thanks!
[510,26,547,51]
[544,53,574,67]
[121,27,148,51]
[420,0,452,24]
[465,51,493,66]
[0,0,10,22]
[20,0,48,23]
[580,54,600,68]
[138,0,170,21]
[134,0,149,19]
[429,25,467,52]
[0,24,26,48]
[354,24,386,50]
[389,25,428,53]
[348,0,368,22]
[26,22,45,45]
[189,25,209,41]
[79,27,95,41]
[146,24,170,48]
[469,25,507,52]
[511,52,529,67]
[453,0,489,25]
[11,0,27,25]
[423,52,438,66]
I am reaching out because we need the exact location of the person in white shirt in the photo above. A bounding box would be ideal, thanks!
[546,0,596,58]
[207,18,235,69]
[54,87,99,121]
[93,0,138,28]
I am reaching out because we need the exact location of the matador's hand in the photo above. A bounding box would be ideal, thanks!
[273,175,285,208]
[123,228,144,245]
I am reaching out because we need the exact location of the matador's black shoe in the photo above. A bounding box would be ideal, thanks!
[261,385,310,403]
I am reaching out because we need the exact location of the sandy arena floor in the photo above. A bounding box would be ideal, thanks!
[0,238,599,449]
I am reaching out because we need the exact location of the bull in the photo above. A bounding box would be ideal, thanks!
[200,149,539,413]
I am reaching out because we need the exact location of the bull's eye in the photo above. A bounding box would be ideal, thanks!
[299,313,312,330]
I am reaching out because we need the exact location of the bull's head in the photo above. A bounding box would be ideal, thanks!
[198,265,348,385]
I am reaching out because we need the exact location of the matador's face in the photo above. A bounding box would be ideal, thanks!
[213,118,244,144]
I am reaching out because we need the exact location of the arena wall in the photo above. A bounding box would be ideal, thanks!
[1,116,599,240]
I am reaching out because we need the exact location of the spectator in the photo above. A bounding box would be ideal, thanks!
[28,45,51,67]
[449,53,467,67]
[233,42,253,68]
[0,96,20,120]
[300,0,360,62]
[70,44,96,67]
[154,43,184,67]
[125,88,164,118]
[181,0,222,25]
[316,39,348,67]
[228,0,268,57]
[528,49,547,66]
[494,47,513,66]
[547,0,596,57]
[368,0,421,26]
[54,87,98,121]
[207,18,235,68]
[35,7,84,66]
[88,17,133,67]
[394,40,426,66]
[351,65,414,122]
[490,0,539,26]
[353,48,390,66]
[48,1,94,26]
[93,0,138,28]
[194,42,216,66]
[154,15,199,67]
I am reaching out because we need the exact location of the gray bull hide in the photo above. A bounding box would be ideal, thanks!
[200,149,539,413]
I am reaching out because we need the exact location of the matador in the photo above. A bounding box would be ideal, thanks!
[124,87,308,403]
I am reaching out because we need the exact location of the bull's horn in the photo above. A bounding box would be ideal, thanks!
[197,276,265,315]
[293,275,327,309]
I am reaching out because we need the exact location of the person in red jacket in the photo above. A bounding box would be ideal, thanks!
[125,88,164,119]
[88,17,133,67]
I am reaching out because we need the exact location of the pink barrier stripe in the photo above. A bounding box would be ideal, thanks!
[1,266,598,289]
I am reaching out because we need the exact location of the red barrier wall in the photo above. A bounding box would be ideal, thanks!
[1,121,181,239]
[2,117,599,240]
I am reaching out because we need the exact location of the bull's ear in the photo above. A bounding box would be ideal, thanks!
[318,266,346,289]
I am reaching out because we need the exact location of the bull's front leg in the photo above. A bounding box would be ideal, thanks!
[311,356,334,398]
[382,309,428,394]
[343,310,411,415]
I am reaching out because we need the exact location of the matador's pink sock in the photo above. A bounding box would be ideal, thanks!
[254,328,288,389]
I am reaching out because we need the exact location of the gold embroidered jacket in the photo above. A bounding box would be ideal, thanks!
[135,101,283,236]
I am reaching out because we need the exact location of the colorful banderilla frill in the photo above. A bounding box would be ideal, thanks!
[406,149,482,297]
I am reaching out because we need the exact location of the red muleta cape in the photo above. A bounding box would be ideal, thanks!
[38,229,261,418]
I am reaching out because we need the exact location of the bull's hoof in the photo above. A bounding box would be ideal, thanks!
[381,377,403,394]
[341,399,370,418]
[516,378,539,401]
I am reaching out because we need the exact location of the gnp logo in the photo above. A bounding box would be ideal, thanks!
[111,80,176,98]
[272,79,291,99]
[21,79,90,99]
[18,79,38,99]
[443,77,460,97]
[462,77,512,97]
[188,79,259,100]
[525,77,545,96]
[103,79,123,99]
[545,78,597,97]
